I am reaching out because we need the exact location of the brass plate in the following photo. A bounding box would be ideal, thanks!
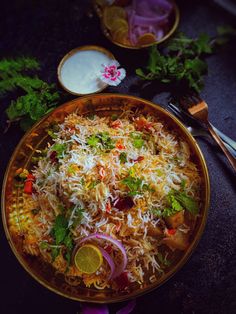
[1,93,210,303]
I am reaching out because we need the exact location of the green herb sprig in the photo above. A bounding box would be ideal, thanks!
[87,132,115,150]
[136,27,236,93]
[50,214,74,265]
[0,57,60,131]
[122,175,153,196]
[162,189,199,217]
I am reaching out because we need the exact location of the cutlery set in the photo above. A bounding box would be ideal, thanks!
[166,95,236,171]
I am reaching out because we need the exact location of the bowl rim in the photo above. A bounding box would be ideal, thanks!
[94,1,180,49]
[1,93,210,303]
[57,45,115,96]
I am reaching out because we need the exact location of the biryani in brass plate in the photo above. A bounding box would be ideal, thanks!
[94,0,180,49]
[2,94,209,303]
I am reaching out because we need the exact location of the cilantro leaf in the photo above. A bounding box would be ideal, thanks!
[133,138,144,149]
[51,247,60,262]
[122,176,143,196]
[51,143,67,158]
[131,132,144,149]
[87,134,100,147]
[119,152,127,163]
[165,189,199,216]
[51,214,75,267]
[52,214,68,244]
[64,233,73,250]
[174,192,199,215]
[122,175,152,196]
[87,132,115,150]
[98,132,115,150]
[39,241,49,250]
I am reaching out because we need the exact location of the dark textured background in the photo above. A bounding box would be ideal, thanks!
[0,1,236,313]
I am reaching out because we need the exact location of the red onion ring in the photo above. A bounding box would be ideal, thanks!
[116,299,137,314]
[81,303,109,314]
[79,233,127,278]
[98,246,115,280]
[126,0,173,45]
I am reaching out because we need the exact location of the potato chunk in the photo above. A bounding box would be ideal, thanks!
[163,229,189,251]
[147,225,163,237]
[165,210,185,229]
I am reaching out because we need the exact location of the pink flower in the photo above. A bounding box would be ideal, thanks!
[100,60,126,86]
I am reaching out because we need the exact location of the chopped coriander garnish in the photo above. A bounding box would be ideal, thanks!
[163,188,199,217]
[87,134,100,147]
[119,152,127,163]
[157,252,171,267]
[47,129,57,139]
[133,138,144,149]
[39,241,50,250]
[174,191,199,215]
[51,143,67,158]
[87,132,115,150]
[130,132,144,149]
[152,209,162,217]
[68,206,85,228]
[122,176,143,196]
[111,113,118,121]
[51,247,60,262]
[122,175,153,196]
[51,214,74,266]
[98,132,115,150]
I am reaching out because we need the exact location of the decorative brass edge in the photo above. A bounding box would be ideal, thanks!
[1,93,210,303]
[94,1,180,50]
[57,45,116,96]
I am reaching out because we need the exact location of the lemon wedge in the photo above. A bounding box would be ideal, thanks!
[74,244,103,274]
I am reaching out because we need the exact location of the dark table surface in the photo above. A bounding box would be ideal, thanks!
[0,1,236,314]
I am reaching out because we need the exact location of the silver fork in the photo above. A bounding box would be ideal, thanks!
[167,102,236,158]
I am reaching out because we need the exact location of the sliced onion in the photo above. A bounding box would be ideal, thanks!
[126,0,173,45]
[132,13,169,26]
[81,303,109,314]
[116,300,137,314]
[98,246,115,280]
[79,233,127,278]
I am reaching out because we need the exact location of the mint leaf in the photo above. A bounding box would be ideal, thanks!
[1,57,60,131]
[136,29,230,93]
[195,33,212,54]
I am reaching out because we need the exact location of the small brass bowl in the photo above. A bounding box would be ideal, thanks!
[1,94,210,303]
[57,45,115,96]
[94,1,180,49]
